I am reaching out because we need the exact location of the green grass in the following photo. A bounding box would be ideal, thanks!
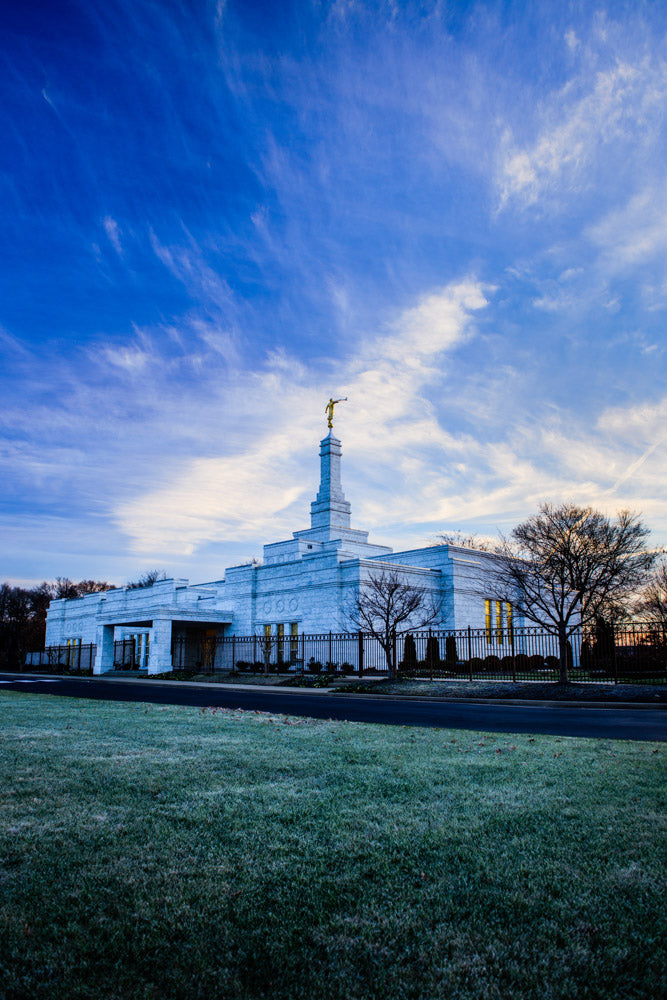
[0,692,664,1000]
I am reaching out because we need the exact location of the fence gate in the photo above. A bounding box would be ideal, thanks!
[113,638,136,670]
[171,632,218,673]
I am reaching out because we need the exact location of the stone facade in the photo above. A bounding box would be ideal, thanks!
[45,430,502,674]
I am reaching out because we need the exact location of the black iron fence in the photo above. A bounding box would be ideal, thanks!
[21,623,667,683]
[216,623,667,683]
[24,643,96,673]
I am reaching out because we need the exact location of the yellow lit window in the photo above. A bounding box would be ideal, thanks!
[496,601,503,645]
[485,600,492,644]
[506,603,513,647]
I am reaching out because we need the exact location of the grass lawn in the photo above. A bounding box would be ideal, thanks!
[0,693,664,1000]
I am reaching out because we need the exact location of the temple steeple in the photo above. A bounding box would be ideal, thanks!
[309,433,352,532]
[265,425,394,559]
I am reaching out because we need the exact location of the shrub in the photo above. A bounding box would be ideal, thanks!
[513,653,530,673]
[484,654,501,672]
[445,635,458,664]
[592,616,615,662]
[307,658,323,674]
[340,662,355,675]
[544,655,560,671]
[401,634,418,674]
[426,636,440,671]
[580,638,592,670]
[529,654,545,671]
[469,657,484,675]
[500,655,515,673]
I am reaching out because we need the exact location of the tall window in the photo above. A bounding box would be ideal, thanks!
[290,622,299,664]
[484,600,492,644]
[276,623,284,663]
[496,601,503,645]
[506,603,513,648]
[66,637,81,667]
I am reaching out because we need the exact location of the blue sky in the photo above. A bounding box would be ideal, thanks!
[1,0,666,586]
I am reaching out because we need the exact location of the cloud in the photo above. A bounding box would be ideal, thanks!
[586,182,667,271]
[108,267,667,560]
[113,280,490,555]
[497,56,667,211]
[102,216,123,256]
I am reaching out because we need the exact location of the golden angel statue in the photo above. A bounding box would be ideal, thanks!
[326,397,347,430]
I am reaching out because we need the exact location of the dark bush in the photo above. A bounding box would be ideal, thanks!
[513,653,530,673]
[592,616,615,663]
[500,655,515,673]
[469,657,484,675]
[544,655,560,671]
[340,661,354,675]
[529,654,545,671]
[445,635,458,664]
[426,636,440,671]
[580,638,592,670]
[401,634,418,674]
[484,654,501,672]
[307,658,323,674]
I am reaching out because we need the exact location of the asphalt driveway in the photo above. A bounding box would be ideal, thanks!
[1,673,664,741]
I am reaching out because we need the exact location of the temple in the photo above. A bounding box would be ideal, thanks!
[45,428,499,673]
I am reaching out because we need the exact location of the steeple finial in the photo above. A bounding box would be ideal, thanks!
[325,396,347,430]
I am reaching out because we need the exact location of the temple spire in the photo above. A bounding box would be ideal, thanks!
[309,432,352,532]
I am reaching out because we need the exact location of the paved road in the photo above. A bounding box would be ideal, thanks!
[1,674,665,741]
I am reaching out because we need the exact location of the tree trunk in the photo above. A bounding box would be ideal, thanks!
[557,622,569,685]
[383,637,395,679]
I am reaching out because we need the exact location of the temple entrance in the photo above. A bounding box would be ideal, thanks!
[171,627,219,673]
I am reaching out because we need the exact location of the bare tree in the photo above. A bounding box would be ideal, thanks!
[636,558,667,625]
[489,503,656,683]
[437,532,497,552]
[126,570,168,589]
[348,569,442,678]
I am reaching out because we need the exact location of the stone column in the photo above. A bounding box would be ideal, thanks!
[148,617,173,675]
[94,624,114,675]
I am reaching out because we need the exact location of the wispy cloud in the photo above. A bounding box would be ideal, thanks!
[497,49,667,212]
[113,280,489,555]
[586,182,667,271]
[102,216,123,256]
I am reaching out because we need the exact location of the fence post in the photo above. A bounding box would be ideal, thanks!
[468,626,473,682]
[428,628,433,681]
[329,631,332,670]
[358,631,364,676]
[232,634,236,674]
[393,629,397,678]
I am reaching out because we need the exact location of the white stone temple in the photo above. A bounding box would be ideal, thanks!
[45,424,501,674]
